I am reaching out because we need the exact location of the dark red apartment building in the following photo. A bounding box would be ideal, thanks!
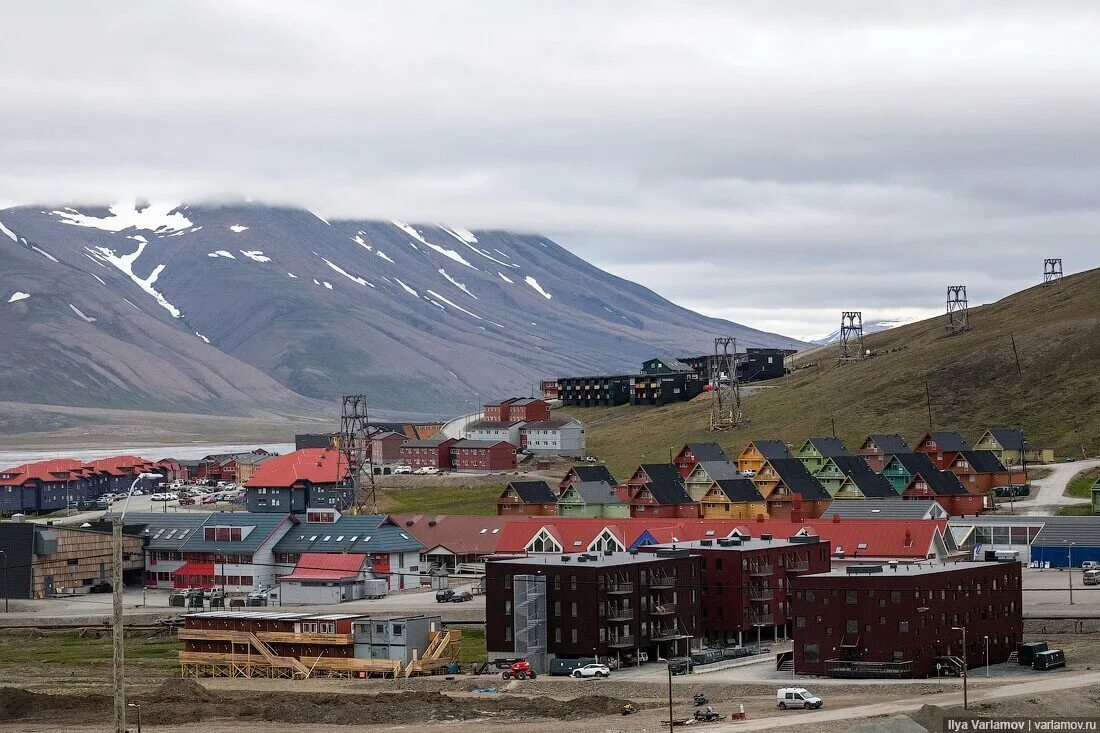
[791,561,1022,678]
[448,439,517,472]
[485,549,701,666]
[643,534,831,645]
[483,398,551,424]
[398,437,457,469]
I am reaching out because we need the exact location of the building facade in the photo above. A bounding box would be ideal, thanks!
[448,440,517,472]
[558,375,633,407]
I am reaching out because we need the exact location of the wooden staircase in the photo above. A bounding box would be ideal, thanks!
[405,629,463,677]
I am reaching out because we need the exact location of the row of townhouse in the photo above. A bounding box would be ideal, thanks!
[462,398,586,457]
[0,455,173,514]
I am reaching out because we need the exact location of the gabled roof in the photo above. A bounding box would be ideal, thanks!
[402,437,456,448]
[505,481,557,504]
[802,437,851,458]
[830,456,898,498]
[179,512,293,553]
[522,419,579,430]
[748,440,792,460]
[636,463,683,486]
[984,428,1030,451]
[956,450,1008,474]
[244,449,348,489]
[892,454,967,495]
[765,458,831,500]
[824,499,947,520]
[691,461,743,481]
[712,478,764,503]
[864,433,913,455]
[369,430,406,441]
[563,481,622,506]
[568,465,618,486]
[683,443,729,463]
[920,431,972,452]
[465,420,524,430]
[118,512,211,550]
[645,357,694,373]
[385,514,524,556]
[496,519,645,554]
[278,553,369,581]
[888,451,942,478]
[450,439,514,449]
[635,481,693,506]
[273,515,422,555]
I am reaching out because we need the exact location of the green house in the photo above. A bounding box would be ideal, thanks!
[813,457,847,496]
[557,481,630,518]
[796,437,852,474]
[829,456,900,499]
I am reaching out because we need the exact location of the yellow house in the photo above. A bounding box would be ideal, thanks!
[698,478,767,519]
[735,439,792,476]
[973,428,1053,465]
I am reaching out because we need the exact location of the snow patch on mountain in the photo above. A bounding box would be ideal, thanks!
[128,234,148,243]
[31,246,59,263]
[525,276,553,299]
[69,304,97,322]
[425,289,482,320]
[438,268,477,299]
[51,201,192,233]
[442,225,478,244]
[498,272,514,284]
[240,250,271,263]
[7,291,30,303]
[89,272,106,285]
[195,332,210,344]
[0,219,17,242]
[287,272,298,279]
[86,243,182,318]
[352,234,373,251]
[312,212,330,225]
[208,250,235,259]
[322,257,374,288]
[393,278,418,297]
[376,250,394,263]
[229,225,249,233]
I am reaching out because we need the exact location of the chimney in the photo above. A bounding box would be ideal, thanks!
[832,514,841,524]
[756,514,765,523]
[790,503,804,524]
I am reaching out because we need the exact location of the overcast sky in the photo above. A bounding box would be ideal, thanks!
[3,1,1099,339]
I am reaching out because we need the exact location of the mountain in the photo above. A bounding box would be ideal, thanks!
[0,201,801,425]
[810,318,919,346]
[558,268,1100,479]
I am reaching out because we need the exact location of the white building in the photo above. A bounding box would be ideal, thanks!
[463,420,526,446]
[520,419,586,457]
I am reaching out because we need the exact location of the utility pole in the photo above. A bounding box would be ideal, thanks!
[1010,335,1023,377]
[0,550,7,613]
[925,383,934,430]
[667,662,674,733]
[952,625,968,710]
[112,516,126,733]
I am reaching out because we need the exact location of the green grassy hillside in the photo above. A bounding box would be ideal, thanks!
[560,268,1100,479]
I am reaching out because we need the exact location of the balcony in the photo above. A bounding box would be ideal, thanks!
[650,602,677,615]
[607,607,634,622]
[823,659,914,679]
[649,575,675,590]
[746,611,774,627]
[651,626,681,641]
[608,634,635,648]
[786,560,810,573]
[748,586,773,602]
[607,582,634,594]
[749,564,773,577]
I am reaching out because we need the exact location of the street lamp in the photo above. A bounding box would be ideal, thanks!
[983,635,989,678]
[1065,541,1076,605]
[127,703,142,733]
[951,626,968,710]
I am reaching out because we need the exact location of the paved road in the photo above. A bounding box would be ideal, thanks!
[439,410,483,440]
[31,493,233,526]
[1015,459,1100,515]
[710,669,1100,731]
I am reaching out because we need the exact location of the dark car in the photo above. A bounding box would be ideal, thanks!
[450,591,474,603]
[667,657,693,675]
[435,589,455,603]
[88,581,113,594]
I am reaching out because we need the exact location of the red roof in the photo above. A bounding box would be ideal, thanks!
[172,562,215,577]
[278,553,369,581]
[244,449,348,489]
[0,458,91,486]
[496,518,652,554]
[386,514,528,556]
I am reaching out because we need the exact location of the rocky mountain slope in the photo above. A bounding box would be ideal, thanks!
[0,202,800,420]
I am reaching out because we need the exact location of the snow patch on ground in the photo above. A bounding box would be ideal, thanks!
[438,268,477,299]
[195,332,210,344]
[287,272,298,278]
[240,250,271,263]
[51,201,192,233]
[121,298,141,311]
[498,271,514,284]
[442,225,478,244]
[313,278,321,286]
[89,272,106,285]
[86,243,182,318]
[0,219,17,241]
[322,257,374,288]
[69,304,97,322]
[229,225,249,233]
[393,278,418,297]
[128,234,148,243]
[425,289,482,319]
[376,250,395,263]
[525,276,553,299]
[352,235,373,251]
[312,211,331,225]
[391,220,430,246]
[7,292,30,303]
[31,246,59,263]
[323,281,333,290]
[208,250,236,259]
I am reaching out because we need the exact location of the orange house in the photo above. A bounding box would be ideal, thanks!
[756,458,832,520]
[736,439,792,477]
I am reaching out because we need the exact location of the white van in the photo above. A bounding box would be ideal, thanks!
[1083,569,1100,586]
[777,688,823,710]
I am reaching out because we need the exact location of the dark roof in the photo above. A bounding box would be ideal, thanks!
[830,456,898,498]
[465,420,523,430]
[450,439,513,449]
[506,481,557,504]
[924,431,972,452]
[646,357,694,373]
[685,443,729,463]
[178,512,292,553]
[890,451,943,478]
[986,428,1030,451]
[804,437,851,458]
[825,499,947,519]
[569,465,618,486]
[642,481,694,506]
[752,440,792,460]
[892,453,967,496]
[402,437,454,448]
[693,461,742,481]
[959,450,1008,474]
[1030,517,1100,547]
[713,478,764,503]
[866,433,912,454]
[767,458,831,500]
[119,512,210,550]
[272,515,422,555]
[639,463,684,486]
[566,481,622,505]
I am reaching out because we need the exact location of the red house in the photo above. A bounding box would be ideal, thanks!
[497,481,558,516]
[399,437,457,469]
[540,379,560,400]
[855,434,912,472]
[624,464,698,518]
[448,439,516,472]
[673,442,730,478]
[369,431,406,465]
[914,431,972,470]
[901,465,986,516]
[483,398,551,423]
[944,450,1025,509]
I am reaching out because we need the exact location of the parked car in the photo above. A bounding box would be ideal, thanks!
[88,580,113,594]
[1082,561,1100,570]
[777,688,823,710]
[667,657,692,675]
[393,465,414,475]
[436,589,455,603]
[1033,649,1066,670]
[202,493,223,504]
[450,591,474,603]
[571,663,611,679]
[413,466,440,475]
[179,496,196,506]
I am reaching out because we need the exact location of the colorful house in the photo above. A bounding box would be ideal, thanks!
[497,481,558,516]
[698,478,766,519]
[885,453,985,516]
[828,456,899,500]
[674,442,730,478]
[757,458,832,520]
[557,465,617,495]
[684,460,743,501]
[914,431,973,470]
[856,433,913,472]
[795,437,852,474]
[736,439,792,476]
[944,451,1025,509]
[626,468,699,519]
[556,481,631,518]
[973,428,1053,465]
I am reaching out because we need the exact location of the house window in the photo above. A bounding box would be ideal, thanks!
[571,628,578,643]
[803,644,820,662]
[571,602,577,617]
[899,621,910,633]
[505,627,512,642]
[846,619,859,635]
[554,628,561,643]
[845,590,857,604]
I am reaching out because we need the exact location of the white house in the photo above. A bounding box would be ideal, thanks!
[520,419,586,457]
